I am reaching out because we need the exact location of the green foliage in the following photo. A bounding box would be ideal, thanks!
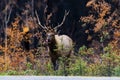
[69,57,87,76]
[113,65,120,76]
[79,45,94,56]
[100,44,120,76]
[26,62,33,70]
[0,70,39,75]
[22,70,38,75]
[5,70,18,75]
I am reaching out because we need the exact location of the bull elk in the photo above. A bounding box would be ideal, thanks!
[35,10,73,74]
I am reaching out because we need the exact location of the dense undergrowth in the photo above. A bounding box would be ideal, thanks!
[0,44,120,76]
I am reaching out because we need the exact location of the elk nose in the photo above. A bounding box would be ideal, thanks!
[46,37,51,43]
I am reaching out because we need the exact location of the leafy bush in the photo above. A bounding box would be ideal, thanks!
[113,65,120,76]
[69,57,87,76]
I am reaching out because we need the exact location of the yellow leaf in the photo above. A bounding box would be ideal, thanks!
[23,26,29,33]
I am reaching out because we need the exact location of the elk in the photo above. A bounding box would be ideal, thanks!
[35,10,73,72]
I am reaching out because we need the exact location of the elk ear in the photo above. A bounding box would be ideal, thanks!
[54,28,60,35]
[54,28,57,33]
[57,30,61,35]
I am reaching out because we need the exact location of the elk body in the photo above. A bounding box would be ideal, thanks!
[36,10,73,71]
[46,31,73,70]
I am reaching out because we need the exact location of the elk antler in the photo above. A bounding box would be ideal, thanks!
[54,10,70,30]
[35,10,48,30]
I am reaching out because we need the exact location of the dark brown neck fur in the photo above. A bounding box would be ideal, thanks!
[48,37,57,54]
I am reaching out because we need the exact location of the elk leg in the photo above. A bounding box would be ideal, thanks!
[51,58,59,70]
[56,59,59,70]
[63,61,67,76]
[63,57,70,76]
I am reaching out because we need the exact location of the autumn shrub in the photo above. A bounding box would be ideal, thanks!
[100,44,120,76]
[83,43,120,76]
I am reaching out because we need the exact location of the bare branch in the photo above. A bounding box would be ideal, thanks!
[6,8,12,24]
[54,10,70,30]
[3,0,14,25]
[35,10,48,30]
